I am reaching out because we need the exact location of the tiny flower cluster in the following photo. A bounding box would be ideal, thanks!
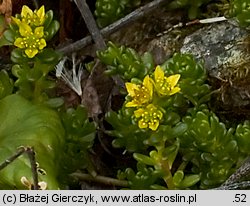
[125,66,180,131]
[12,6,46,58]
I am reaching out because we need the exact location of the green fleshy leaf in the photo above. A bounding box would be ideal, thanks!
[44,20,60,41]
[178,174,200,188]
[235,121,250,154]
[2,29,16,44]
[45,97,64,108]
[141,52,154,70]
[44,10,54,29]
[133,153,155,166]
[95,0,140,27]
[0,35,12,47]
[36,48,62,64]
[173,170,184,186]
[11,48,29,63]
[150,184,167,189]
[98,41,149,80]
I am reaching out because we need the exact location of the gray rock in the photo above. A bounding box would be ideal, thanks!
[181,21,250,115]
[181,21,249,77]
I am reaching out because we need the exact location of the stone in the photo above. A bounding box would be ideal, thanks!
[181,21,250,118]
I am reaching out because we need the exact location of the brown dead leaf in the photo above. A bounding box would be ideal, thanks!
[0,0,12,24]
[81,59,114,119]
[82,76,102,118]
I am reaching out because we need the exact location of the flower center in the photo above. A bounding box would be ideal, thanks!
[135,104,163,130]
[156,77,171,93]
[141,110,161,126]
[21,35,42,49]
[133,86,151,105]
[23,14,43,26]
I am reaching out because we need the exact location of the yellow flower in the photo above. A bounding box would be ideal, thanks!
[153,65,181,96]
[134,104,163,131]
[14,22,46,58]
[125,75,153,107]
[13,5,45,26]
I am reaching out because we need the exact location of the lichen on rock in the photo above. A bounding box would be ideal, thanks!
[181,21,250,118]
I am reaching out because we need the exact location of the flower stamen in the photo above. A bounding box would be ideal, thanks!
[134,104,163,131]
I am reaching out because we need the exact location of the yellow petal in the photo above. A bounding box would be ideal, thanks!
[154,65,164,80]
[134,108,144,118]
[25,48,38,58]
[38,39,46,50]
[125,82,138,97]
[158,110,163,119]
[21,5,33,18]
[34,27,44,38]
[143,75,152,88]
[147,103,158,111]
[166,74,181,88]
[169,87,181,95]
[125,100,138,107]
[14,38,25,48]
[143,75,153,97]
[11,17,21,25]
[149,121,159,131]
[36,6,45,19]
[19,22,32,36]
[138,119,148,129]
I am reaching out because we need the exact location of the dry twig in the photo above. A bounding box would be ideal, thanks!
[0,146,26,170]
[71,172,129,188]
[58,0,168,54]
[73,0,106,50]
[0,146,39,190]
[26,147,39,190]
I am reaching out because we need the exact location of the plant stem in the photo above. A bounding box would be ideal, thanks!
[70,172,129,188]
[33,78,43,103]
[160,160,175,189]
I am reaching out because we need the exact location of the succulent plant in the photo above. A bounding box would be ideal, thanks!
[168,0,213,19]
[95,0,141,28]
[180,106,239,188]
[60,105,96,173]
[228,0,250,27]
[97,41,154,81]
